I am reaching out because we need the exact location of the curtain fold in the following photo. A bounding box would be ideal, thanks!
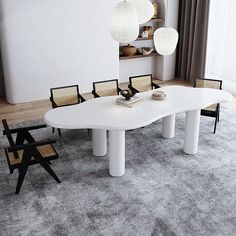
[176,0,210,84]
[0,49,4,96]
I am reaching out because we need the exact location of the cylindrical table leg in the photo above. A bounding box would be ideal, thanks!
[162,114,176,139]
[109,130,125,177]
[183,110,201,155]
[92,129,107,156]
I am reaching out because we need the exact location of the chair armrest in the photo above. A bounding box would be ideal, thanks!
[8,139,56,152]
[49,97,58,108]
[3,124,47,135]
[152,82,160,89]
[128,85,140,94]
[78,94,86,103]
[92,90,100,98]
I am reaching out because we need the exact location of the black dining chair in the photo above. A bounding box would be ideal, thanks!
[128,74,160,93]
[2,119,61,194]
[92,79,122,98]
[49,85,88,138]
[194,78,223,133]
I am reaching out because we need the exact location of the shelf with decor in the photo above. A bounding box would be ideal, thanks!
[136,36,153,41]
[119,52,160,60]
[119,14,164,61]
[150,17,164,23]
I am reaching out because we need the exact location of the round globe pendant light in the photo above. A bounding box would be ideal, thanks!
[111,1,139,43]
[128,0,155,24]
[154,0,179,55]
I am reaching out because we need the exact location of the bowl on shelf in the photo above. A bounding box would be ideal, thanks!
[121,44,137,57]
[137,47,154,55]
[120,90,135,100]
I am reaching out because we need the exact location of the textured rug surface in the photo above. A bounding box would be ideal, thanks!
[0,109,236,236]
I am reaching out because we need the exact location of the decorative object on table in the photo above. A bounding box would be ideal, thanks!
[121,44,137,56]
[128,74,160,93]
[194,78,222,133]
[137,47,154,55]
[116,96,143,108]
[141,30,149,39]
[111,1,139,43]
[120,90,136,100]
[128,0,155,24]
[152,0,159,19]
[154,0,179,55]
[151,91,166,100]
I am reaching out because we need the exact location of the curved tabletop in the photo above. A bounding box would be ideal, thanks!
[44,86,233,130]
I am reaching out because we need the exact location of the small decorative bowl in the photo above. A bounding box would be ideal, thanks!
[138,47,154,55]
[152,91,166,100]
[120,90,135,100]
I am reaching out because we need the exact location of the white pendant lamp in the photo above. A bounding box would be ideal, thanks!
[154,0,179,56]
[111,1,139,43]
[129,0,155,24]
[154,27,179,55]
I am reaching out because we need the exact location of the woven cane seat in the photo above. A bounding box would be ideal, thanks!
[5,144,57,166]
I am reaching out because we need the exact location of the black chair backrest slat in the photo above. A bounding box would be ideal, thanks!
[2,119,15,147]
[2,119,20,159]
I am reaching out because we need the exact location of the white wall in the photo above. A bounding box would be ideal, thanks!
[0,0,119,104]
[120,0,179,82]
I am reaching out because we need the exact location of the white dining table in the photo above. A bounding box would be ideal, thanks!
[44,86,233,177]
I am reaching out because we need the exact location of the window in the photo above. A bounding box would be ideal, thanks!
[205,1,236,95]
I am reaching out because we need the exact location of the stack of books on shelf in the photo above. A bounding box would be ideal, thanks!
[116,96,143,108]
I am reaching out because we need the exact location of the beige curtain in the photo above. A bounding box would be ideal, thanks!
[176,0,210,84]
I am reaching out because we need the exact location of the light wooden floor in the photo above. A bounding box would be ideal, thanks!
[1,79,234,127]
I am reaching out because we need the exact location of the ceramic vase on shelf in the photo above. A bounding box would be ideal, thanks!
[141,30,149,38]
[142,26,153,38]
[152,1,158,19]
[121,44,137,56]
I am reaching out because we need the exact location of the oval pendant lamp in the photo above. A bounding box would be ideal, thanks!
[111,1,139,43]
[154,0,179,55]
[129,0,155,24]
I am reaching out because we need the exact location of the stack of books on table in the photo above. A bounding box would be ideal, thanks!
[116,96,143,108]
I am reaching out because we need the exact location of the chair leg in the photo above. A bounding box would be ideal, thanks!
[58,129,62,138]
[217,111,220,122]
[39,161,61,183]
[52,127,55,133]
[214,117,218,134]
[87,129,91,140]
[15,165,29,195]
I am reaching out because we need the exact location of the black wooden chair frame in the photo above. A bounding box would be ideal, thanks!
[2,119,61,194]
[49,85,87,138]
[92,79,122,98]
[128,74,160,94]
[194,78,223,133]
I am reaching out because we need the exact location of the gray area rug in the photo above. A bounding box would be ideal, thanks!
[0,109,236,236]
